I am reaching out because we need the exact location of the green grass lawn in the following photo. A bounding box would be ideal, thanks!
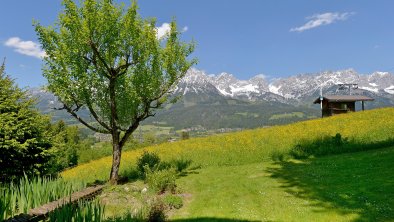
[172,147,394,222]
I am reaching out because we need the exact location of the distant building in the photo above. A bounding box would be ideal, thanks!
[313,95,374,117]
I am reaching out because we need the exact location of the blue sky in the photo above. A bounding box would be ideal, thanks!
[1,0,394,87]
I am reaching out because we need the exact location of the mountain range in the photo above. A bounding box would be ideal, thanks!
[30,68,394,130]
[175,68,394,104]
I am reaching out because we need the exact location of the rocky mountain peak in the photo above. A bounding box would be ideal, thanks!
[178,68,394,102]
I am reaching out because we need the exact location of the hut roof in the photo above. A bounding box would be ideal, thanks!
[313,95,374,104]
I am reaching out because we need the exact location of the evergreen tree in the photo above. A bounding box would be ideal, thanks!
[47,120,79,173]
[0,61,52,181]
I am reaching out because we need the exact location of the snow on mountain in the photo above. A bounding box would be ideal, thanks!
[268,69,360,100]
[178,68,394,102]
[384,85,394,94]
[178,69,270,100]
[175,68,220,96]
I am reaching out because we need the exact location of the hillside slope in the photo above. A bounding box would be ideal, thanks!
[62,108,394,182]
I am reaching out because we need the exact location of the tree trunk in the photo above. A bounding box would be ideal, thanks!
[109,132,122,185]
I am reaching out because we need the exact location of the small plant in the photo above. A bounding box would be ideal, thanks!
[147,198,167,222]
[144,167,177,194]
[171,159,193,173]
[163,195,183,209]
[48,200,105,222]
[158,158,193,174]
[120,167,139,182]
[137,151,161,177]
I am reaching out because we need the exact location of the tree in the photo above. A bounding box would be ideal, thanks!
[47,120,79,174]
[0,60,52,182]
[34,0,196,184]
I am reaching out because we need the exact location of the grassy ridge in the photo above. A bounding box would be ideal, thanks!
[62,108,394,183]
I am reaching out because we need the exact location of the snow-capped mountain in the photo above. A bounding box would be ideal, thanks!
[177,68,394,105]
[175,68,220,96]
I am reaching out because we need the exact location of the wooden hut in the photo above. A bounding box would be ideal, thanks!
[313,95,374,117]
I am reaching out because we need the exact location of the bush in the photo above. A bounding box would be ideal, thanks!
[137,151,161,177]
[171,158,193,173]
[163,195,183,209]
[156,158,193,174]
[144,167,176,194]
[120,167,139,182]
[147,198,166,222]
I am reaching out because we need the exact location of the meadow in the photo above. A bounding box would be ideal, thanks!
[57,108,394,221]
[62,108,394,184]
[3,108,393,221]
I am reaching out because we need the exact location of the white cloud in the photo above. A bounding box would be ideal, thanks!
[4,37,46,59]
[156,23,171,39]
[290,12,355,32]
[156,23,188,39]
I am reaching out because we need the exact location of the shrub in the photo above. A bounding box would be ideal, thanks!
[158,158,193,174]
[163,195,183,209]
[137,151,161,177]
[147,198,166,222]
[171,158,193,173]
[144,167,176,194]
[120,167,139,182]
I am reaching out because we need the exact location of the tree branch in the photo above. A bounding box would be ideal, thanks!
[114,62,132,74]
[119,98,157,147]
[89,40,112,78]
[84,94,112,132]
[119,121,139,148]
[57,101,110,134]
[114,53,134,77]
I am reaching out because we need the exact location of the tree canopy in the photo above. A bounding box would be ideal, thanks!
[34,0,196,183]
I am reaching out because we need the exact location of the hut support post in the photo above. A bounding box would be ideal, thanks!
[362,101,365,111]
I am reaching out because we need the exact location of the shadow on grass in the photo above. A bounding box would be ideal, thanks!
[177,165,201,178]
[291,134,394,159]
[170,218,261,222]
[268,146,394,222]
[104,217,259,222]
